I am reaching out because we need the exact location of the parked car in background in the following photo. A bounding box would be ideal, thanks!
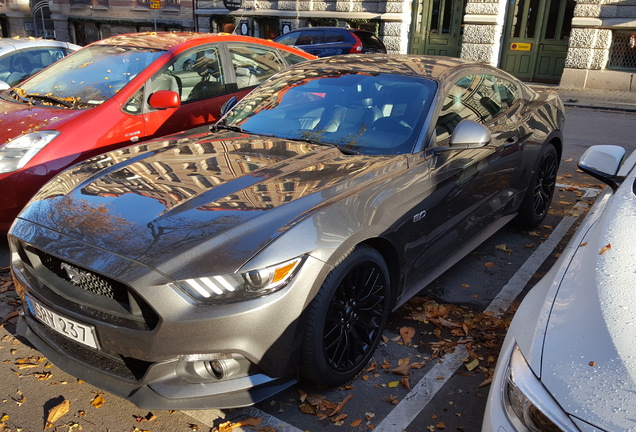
[274,26,387,57]
[0,32,314,232]
[10,54,563,409]
[483,145,636,432]
[0,37,80,89]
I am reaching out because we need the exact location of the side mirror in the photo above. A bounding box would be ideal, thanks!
[0,81,10,91]
[220,96,238,117]
[148,90,180,109]
[578,145,626,190]
[449,120,491,149]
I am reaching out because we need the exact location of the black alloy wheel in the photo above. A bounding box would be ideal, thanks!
[301,245,391,386]
[516,143,559,228]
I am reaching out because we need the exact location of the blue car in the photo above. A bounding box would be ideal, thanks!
[274,27,387,57]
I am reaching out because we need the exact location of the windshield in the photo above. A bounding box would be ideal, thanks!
[223,68,436,155]
[5,45,164,109]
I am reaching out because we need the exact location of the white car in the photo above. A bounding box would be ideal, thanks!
[483,145,636,431]
[0,37,80,88]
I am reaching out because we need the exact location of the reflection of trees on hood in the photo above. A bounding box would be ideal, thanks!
[37,196,138,249]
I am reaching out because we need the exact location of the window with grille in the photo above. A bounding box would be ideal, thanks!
[608,30,636,70]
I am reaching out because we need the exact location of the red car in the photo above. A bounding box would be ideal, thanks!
[0,32,314,232]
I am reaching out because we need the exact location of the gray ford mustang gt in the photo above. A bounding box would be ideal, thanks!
[8,54,564,409]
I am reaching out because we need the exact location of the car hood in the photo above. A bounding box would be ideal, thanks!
[18,130,404,278]
[0,99,82,145]
[540,179,636,430]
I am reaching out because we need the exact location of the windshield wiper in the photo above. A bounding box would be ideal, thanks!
[7,88,29,103]
[292,137,360,155]
[25,93,73,108]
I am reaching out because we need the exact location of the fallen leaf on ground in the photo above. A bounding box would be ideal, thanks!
[45,399,70,429]
[465,358,479,371]
[400,326,415,344]
[91,394,105,408]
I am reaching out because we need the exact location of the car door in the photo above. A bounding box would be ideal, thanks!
[401,72,524,295]
[136,43,296,140]
[294,30,327,57]
[130,44,234,139]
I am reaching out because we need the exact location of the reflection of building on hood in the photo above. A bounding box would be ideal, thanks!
[76,135,347,212]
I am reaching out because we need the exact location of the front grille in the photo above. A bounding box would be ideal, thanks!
[17,243,160,331]
[37,251,123,301]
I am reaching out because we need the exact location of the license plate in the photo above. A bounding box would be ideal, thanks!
[27,295,99,350]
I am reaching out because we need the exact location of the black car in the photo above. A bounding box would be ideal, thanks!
[274,26,387,57]
[10,55,564,410]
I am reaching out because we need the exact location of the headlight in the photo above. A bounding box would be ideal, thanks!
[170,257,304,303]
[504,345,578,432]
[0,131,60,174]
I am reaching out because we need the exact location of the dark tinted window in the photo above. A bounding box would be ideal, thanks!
[325,30,346,43]
[296,30,324,45]
[354,31,386,51]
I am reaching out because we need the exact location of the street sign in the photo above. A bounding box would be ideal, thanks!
[150,0,161,9]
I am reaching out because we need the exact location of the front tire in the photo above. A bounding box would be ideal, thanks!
[300,245,391,386]
[516,143,559,228]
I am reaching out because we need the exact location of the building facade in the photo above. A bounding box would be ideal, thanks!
[1,0,635,90]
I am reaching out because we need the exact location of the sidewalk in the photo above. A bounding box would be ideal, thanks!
[529,84,636,112]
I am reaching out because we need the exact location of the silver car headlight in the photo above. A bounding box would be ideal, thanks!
[0,131,60,174]
[170,256,304,303]
[504,344,578,432]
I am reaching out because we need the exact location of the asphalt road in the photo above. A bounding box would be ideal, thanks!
[1,107,635,432]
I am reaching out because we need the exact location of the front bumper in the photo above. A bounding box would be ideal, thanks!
[17,313,295,409]
[10,219,329,409]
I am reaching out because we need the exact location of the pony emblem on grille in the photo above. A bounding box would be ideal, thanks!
[60,262,90,284]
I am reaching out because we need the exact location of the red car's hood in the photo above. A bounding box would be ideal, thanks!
[0,98,83,145]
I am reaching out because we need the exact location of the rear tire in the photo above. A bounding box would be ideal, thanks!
[516,143,558,228]
[300,245,390,386]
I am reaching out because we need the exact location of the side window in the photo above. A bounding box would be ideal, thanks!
[278,49,309,66]
[169,46,226,103]
[324,30,345,43]
[227,44,285,90]
[435,74,504,143]
[296,30,324,45]
[493,76,518,110]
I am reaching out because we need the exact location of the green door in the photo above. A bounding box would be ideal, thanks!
[409,0,466,57]
[502,0,574,83]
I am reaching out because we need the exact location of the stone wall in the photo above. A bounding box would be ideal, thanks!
[460,0,506,66]
[561,0,636,90]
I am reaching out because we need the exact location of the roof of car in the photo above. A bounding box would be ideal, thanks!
[90,32,280,51]
[0,37,76,51]
[284,27,374,33]
[295,53,487,81]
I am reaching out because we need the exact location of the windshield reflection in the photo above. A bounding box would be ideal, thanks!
[224,69,436,155]
[9,45,164,109]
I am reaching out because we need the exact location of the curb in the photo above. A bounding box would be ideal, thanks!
[563,101,636,112]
